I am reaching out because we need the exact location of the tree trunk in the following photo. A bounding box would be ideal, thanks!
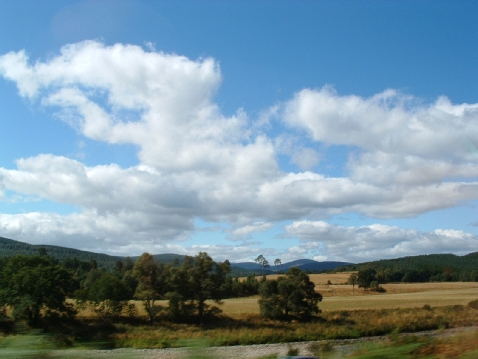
[198,298,204,326]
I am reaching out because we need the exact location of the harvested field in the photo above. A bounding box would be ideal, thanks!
[266,272,355,286]
[74,281,478,318]
[317,280,478,297]
[319,286,478,311]
[219,281,478,315]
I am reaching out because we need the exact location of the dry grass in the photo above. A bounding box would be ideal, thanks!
[111,305,478,348]
[73,281,478,318]
[319,287,478,312]
[265,272,355,285]
[350,328,478,358]
[218,281,478,315]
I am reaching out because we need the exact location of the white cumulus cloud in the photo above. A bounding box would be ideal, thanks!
[286,220,478,262]
[0,41,477,259]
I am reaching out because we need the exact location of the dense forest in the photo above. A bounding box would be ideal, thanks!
[337,252,478,283]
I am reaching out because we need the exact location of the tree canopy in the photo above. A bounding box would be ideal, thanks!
[259,267,322,320]
[0,255,76,325]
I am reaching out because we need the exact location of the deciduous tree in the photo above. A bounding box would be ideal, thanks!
[75,273,132,321]
[259,267,322,320]
[0,255,76,325]
[165,252,230,325]
[348,273,358,292]
[133,252,163,322]
[357,268,377,290]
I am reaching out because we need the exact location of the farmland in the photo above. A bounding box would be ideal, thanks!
[4,272,478,355]
[217,279,478,315]
[74,275,478,318]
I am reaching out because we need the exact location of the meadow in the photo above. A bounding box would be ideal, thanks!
[2,275,478,358]
[192,278,478,316]
[73,275,478,317]
[68,275,478,350]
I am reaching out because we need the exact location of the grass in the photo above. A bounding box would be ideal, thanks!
[349,328,478,358]
[72,281,478,318]
[108,304,478,348]
[220,281,478,314]
[4,280,478,354]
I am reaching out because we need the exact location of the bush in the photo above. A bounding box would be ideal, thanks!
[468,299,478,310]
[370,281,386,293]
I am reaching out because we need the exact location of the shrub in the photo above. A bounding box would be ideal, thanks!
[370,281,386,293]
[468,299,478,310]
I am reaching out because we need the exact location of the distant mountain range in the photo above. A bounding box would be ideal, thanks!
[231,259,352,273]
[2,235,477,277]
[0,236,351,275]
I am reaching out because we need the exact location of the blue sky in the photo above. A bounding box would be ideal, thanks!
[0,0,477,263]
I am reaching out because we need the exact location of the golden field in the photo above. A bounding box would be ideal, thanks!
[219,281,478,315]
[74,276,478,318]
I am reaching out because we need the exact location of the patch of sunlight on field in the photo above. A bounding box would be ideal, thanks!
[317,280,478,297]
[320,287,478,311]
[219,282,478,316]
[264,272,354,285]
[217,297,261,315]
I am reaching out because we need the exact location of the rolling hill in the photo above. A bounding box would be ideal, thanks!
[0,236,255,275]
[0,236,124,269]
[3,235,476,279]
[335,252,478,272]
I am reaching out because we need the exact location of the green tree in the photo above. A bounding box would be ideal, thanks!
[357,268,377,290]
[259,267,322,320]
[115,260,124,273]
[255,254,269,278]
[133,252,163,322]
[274,258,282,273]
[121,269,139,299]
[124,257,134,271]
[165,252,230,325]
[348,273,358,292]
[75,273,132,321]
[0,255,76,325]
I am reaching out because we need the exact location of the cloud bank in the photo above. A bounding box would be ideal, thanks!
[286,221,478,263]
[0,41,477,261]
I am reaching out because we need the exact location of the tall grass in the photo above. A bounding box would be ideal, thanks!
[349,329,478,358]
[110,304,478,348]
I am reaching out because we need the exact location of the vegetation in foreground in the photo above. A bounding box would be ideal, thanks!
[2,303,471,349]
[0,248,477,356]
[107,304,478,348]
[348,329,478,358]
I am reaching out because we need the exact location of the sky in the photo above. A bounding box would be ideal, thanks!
[0,1,477,264]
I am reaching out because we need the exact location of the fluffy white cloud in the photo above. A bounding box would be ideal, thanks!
[282,87,478,186]
[286,220,478,262]
[0,41,477,259]
[283,87,478,160]
[230,222,274,240]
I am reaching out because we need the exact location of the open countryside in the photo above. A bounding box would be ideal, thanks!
[223,281,478,314]
[83,279,478,318]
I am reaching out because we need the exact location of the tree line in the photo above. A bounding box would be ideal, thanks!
[0,251,322,327]
[339,252,478,284]
[345,265,478,286]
